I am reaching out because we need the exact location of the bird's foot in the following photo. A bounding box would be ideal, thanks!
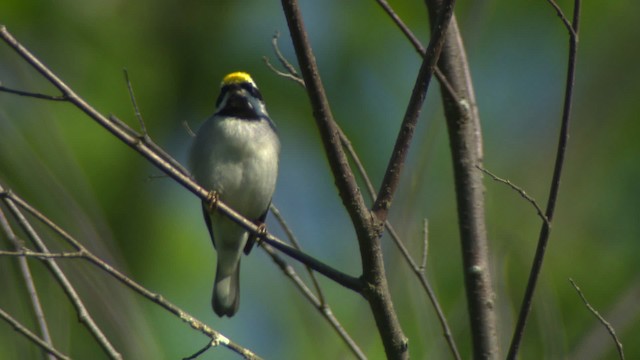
[256,223,267,240]
[206,191,219,212]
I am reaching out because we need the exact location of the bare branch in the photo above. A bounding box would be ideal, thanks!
[569,279,625,360]
[372,0,456,221]
[477,166,549,225]
[545,0,578,38]
[184,340,214,360]
[263,56,305,86]
[0,307,70,360]
[507,1,581,357]
[266,36,459,356]
[264,39,458,357]
[0,84,67,101]
[270,204,325,304]
[271,31,301,78]
[419,219,429,272]
[0,186,122,359]
[423,0,498,357]
[263,33,305,87]
[374,0,461,103]
[280,0,410,357]
[0,186,262,359]
[0,249,85,258]
[262,244,366,360]
[259,234,362,292]
[123,69,148,136]
[0,210,55,360]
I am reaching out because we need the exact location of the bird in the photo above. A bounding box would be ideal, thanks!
[189,71,280,317]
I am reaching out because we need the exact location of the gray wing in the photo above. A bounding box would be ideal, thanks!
[201,202,216,248]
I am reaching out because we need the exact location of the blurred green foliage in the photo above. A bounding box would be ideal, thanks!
[1,0,639,359]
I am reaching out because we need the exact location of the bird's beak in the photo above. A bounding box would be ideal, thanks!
[226,89,253,111]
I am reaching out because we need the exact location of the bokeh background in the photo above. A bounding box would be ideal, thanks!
[1,0,638,359]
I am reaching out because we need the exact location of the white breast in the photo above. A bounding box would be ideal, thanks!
[189,115,280,218]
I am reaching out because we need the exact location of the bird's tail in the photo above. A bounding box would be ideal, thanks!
[212,258,241,317]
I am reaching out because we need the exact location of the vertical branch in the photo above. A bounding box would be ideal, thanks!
[507,1,581,357]
[423,1,499,358]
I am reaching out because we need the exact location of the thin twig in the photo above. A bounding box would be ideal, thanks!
[477,165,549,225]
[263,32,305,86]
[259,234,363,292]
[0,249,86,258]
[271,32,301,79]
[0,186,262,359]
[262,244,367,360]
[263,56,305,87]
[419,219,429,272]
[183,340,214,360]
[268,205,364,358]
[0,210,56,360]
[545,0,578,38]
[0,307,71,360]
[0,187,123,360]
[0,84,67,101]
[123,69,148,136]
[507,1,581,358]
[270,204,326,304]
[569,279,625,360]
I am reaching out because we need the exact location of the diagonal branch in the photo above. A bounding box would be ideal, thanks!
[0,307,70,360]
[262,244,366,360]
[0,84,67,100]
[477,166,549,225]
[372,0,456,222]
[569,279,625,360]
[507,1,581,357]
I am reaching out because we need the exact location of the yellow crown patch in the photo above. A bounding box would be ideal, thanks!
[221,72,255,87]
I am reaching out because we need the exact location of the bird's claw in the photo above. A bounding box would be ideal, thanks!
[256,223,267,242]
[206,191,219,212]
